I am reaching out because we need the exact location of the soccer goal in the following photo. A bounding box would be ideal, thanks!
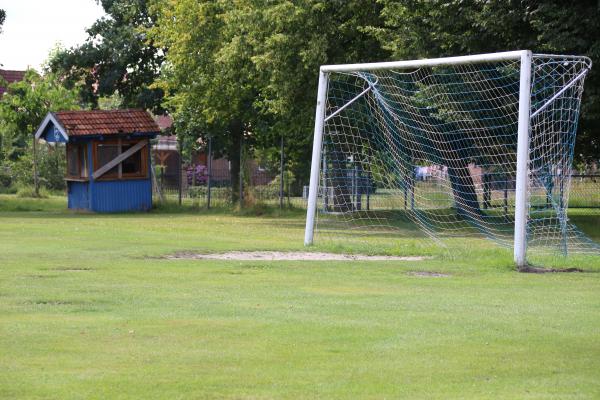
[303,50,595,267]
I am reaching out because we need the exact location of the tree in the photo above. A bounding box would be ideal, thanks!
[0,70,81,189]
[0,9,5,35]
[373,0,600,163]
[150,0,388,200]
[48,0,164,112]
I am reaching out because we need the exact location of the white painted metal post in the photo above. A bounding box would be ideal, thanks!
[514,50,533,268]
[304,70,329,246]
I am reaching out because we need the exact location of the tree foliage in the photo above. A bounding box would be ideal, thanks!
[0,70,81,161]
[373,0,600,163]
[150,0,387,197]
[0,70,81,190]
[0,9,5,35]
[42,0,599,197]
[48,0,164,112]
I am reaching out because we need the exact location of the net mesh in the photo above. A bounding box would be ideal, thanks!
[313,54,598,257]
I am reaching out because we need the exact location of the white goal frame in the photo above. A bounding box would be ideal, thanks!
[303,50,533,267]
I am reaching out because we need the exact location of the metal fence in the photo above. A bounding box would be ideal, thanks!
[151,137,308,209]
[150,136,600,210]
[152,165,600,211]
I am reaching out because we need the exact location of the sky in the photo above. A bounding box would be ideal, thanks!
[0,0,106,71]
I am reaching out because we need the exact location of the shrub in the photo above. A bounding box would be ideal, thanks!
[16,186,49,198]
[186,164,208,186]
[0,166,12,187]
[9,143,66,191]
[0,186,17,194]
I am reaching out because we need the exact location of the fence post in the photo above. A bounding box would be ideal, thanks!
[504,173,508,217]
[207,136,212,209]
[239,138,244,208]
[322,152,328,211]
[178,139,182,206]
[411,167,415,211]
[280,135,284,209]
[366,170,371,211]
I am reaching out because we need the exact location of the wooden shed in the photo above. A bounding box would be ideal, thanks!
[34,109,160,212]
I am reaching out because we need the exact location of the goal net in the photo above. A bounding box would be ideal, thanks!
[304,51,597,266]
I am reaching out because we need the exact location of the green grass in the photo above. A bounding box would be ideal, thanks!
[1,194,600,399]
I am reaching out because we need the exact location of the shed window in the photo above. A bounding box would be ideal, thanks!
[121,143,142,175]
[96,144,120,178]
[93,139,148,180]
[66,144,88,179]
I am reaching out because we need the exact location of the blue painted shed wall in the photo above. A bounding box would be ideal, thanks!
[67,181,90,209]
[56,134,154,213]
[90,179,152,212]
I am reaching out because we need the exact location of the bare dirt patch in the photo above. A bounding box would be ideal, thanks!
[164,251,429,262]
[408,271,450,278]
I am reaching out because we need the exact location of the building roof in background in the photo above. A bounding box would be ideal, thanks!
[155,115,173,131]
[153,135,178,151]
[51,109,161,136]
[0,69,26,97]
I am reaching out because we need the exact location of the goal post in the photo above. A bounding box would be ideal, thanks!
[513,51,532,268]
[304,50,594,266]
[304,70,329,246]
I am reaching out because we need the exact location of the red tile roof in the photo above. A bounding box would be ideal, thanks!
[0,69,26,97]
[54,109,161,136]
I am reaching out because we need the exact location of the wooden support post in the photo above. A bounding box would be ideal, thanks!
[32,136,40,196]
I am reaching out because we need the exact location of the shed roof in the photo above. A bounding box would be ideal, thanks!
[53,109,160,136]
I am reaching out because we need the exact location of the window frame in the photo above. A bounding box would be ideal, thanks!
[65,143,89,181]
[92,138,149,181]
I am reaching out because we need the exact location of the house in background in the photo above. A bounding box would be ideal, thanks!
[152,115,182,187]
[34,109,160,212]
[151,115,274,190]
[0,69,26,97]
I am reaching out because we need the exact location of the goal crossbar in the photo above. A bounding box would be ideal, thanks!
[319,50,527,73]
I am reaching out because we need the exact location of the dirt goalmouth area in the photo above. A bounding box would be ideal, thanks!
[164,251,430,262]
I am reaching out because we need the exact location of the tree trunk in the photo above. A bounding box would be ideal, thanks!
[330,149,352,212]
[447,162,482,220]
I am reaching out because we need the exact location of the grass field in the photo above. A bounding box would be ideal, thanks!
[1,194,600,399]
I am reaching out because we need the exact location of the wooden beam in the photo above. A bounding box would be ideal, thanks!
[93,140,147,180]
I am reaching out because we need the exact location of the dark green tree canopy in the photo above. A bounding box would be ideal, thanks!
[151,0,389,188]
[373,0,600,163]
[0,9,5,34]
[48,0,164,112]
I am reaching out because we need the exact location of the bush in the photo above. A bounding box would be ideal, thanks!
[16,186,49,199]
[188,185,207,198]
[8,143,66,191]
[261,171,296,200]
[186,164,208,186]
[0,186,17,194]
[0,166,12,187]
